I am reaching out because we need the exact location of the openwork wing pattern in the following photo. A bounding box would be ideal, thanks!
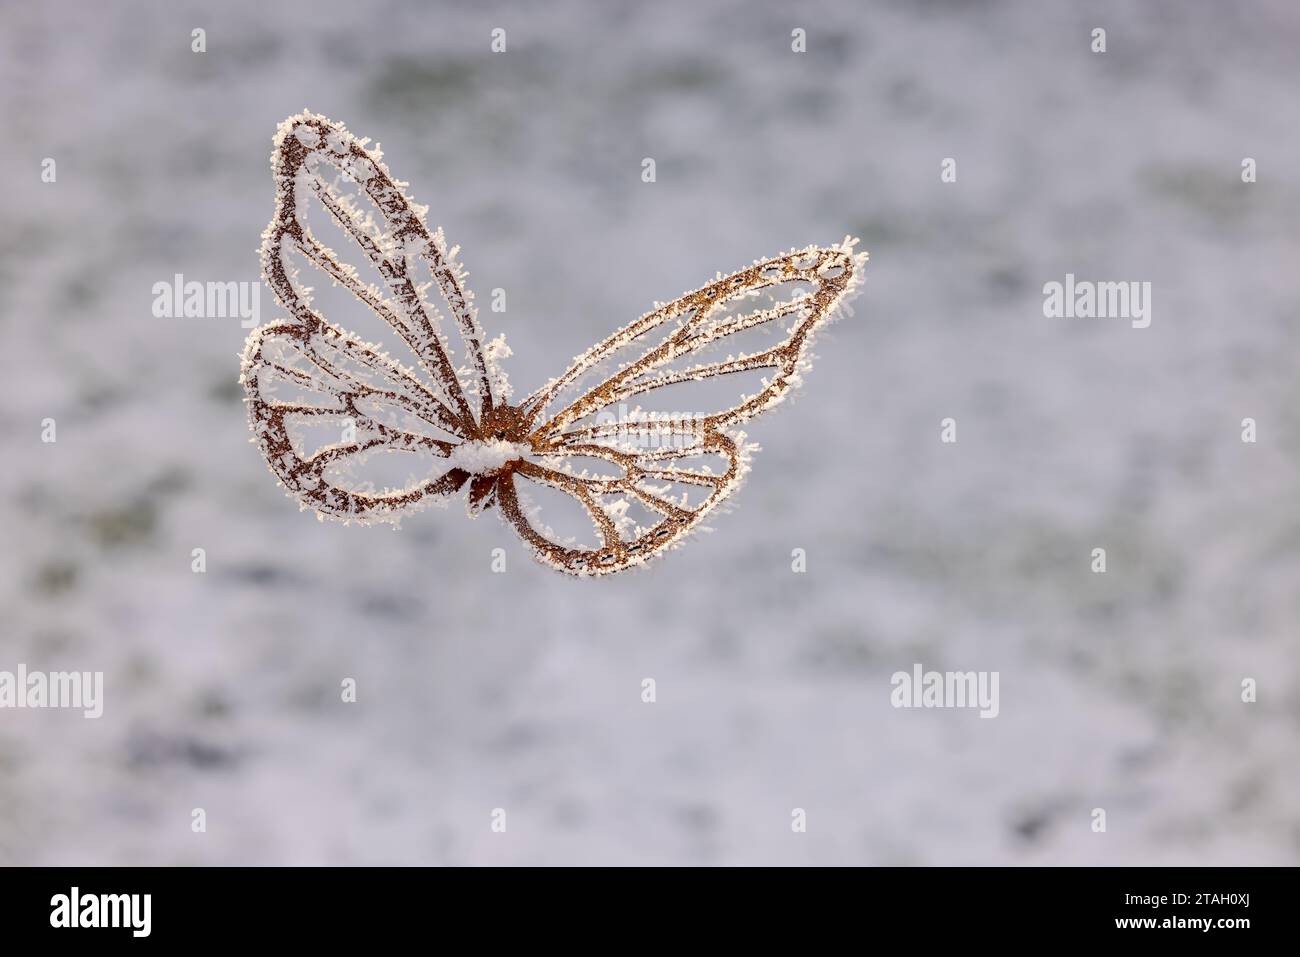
[241,112,868,575]
[242,111,497,522]
[503,240,867,574]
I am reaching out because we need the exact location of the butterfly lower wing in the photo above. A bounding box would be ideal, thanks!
[506,240,867,574]
[241,321,470,523]
[498,432,749,575]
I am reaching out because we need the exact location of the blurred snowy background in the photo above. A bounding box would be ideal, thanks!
[2,0,1298,865]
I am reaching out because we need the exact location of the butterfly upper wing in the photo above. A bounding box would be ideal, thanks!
[499,240,867,575]
[241,111,501,523]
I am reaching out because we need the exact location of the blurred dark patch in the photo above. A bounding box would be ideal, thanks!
[1008,529,1077,581]
[550,797,587,830]
[886,76,935,116]
[861,534,969,582]
[1117,742,1164,773]
[971,380,1014,416]
[638,58,727,95]
[367,58,480,115]
[489,722,541,754]
[1009,800,1060,845]
[701,622,741,662]
[469,198,523,235]
[1139,164,1255,227]
[194,688,231,720]
[143,222,197,257]
[0,746,20,774]
[817,31,854,67]
[1152,668,1206,727]
[127,730,236,771]
[30,628,78,657]
[1226,772,1268,814]
[287,677,338,712]
[59,273,98,312]
[849,215,914,248]
[985,265,1027,299]
[34,559,78,597]
[356,590,424,620]
[76,382,126,415]
[783,84,834,121]
[209,376,244,403]
[476,680,509,710]
[801,624,877,672]
[121,654,158,690]
[174,43,219,86]
[363,792,404,822]
[1078,598,1121,624]
[402,518,440,543]
[904,0,1001,10]
[1227,343,1268,381]
[674,802,720,834]
[226,33,282,70]
[83,470,189,550]
[0,227,47,293]
[222,561,302,588]
[87,498,158,549]
[1011,809,1050,843]
[145,468,192,499]
[317,30,364,68]
[178,140,222,177]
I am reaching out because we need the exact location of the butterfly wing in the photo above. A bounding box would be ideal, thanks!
[241,320,474,522]
[242,112,501,523]
[500,240,867,574]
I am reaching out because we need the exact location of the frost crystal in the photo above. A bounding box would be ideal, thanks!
[446,439,532,476]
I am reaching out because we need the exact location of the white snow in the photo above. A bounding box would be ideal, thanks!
[444,439,530,475]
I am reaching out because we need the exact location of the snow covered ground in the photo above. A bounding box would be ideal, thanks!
[1,0,1297,865]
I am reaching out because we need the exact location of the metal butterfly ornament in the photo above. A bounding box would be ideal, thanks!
[240,112,867,576]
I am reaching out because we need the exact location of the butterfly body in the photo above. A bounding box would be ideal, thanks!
[241,112,867,575]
